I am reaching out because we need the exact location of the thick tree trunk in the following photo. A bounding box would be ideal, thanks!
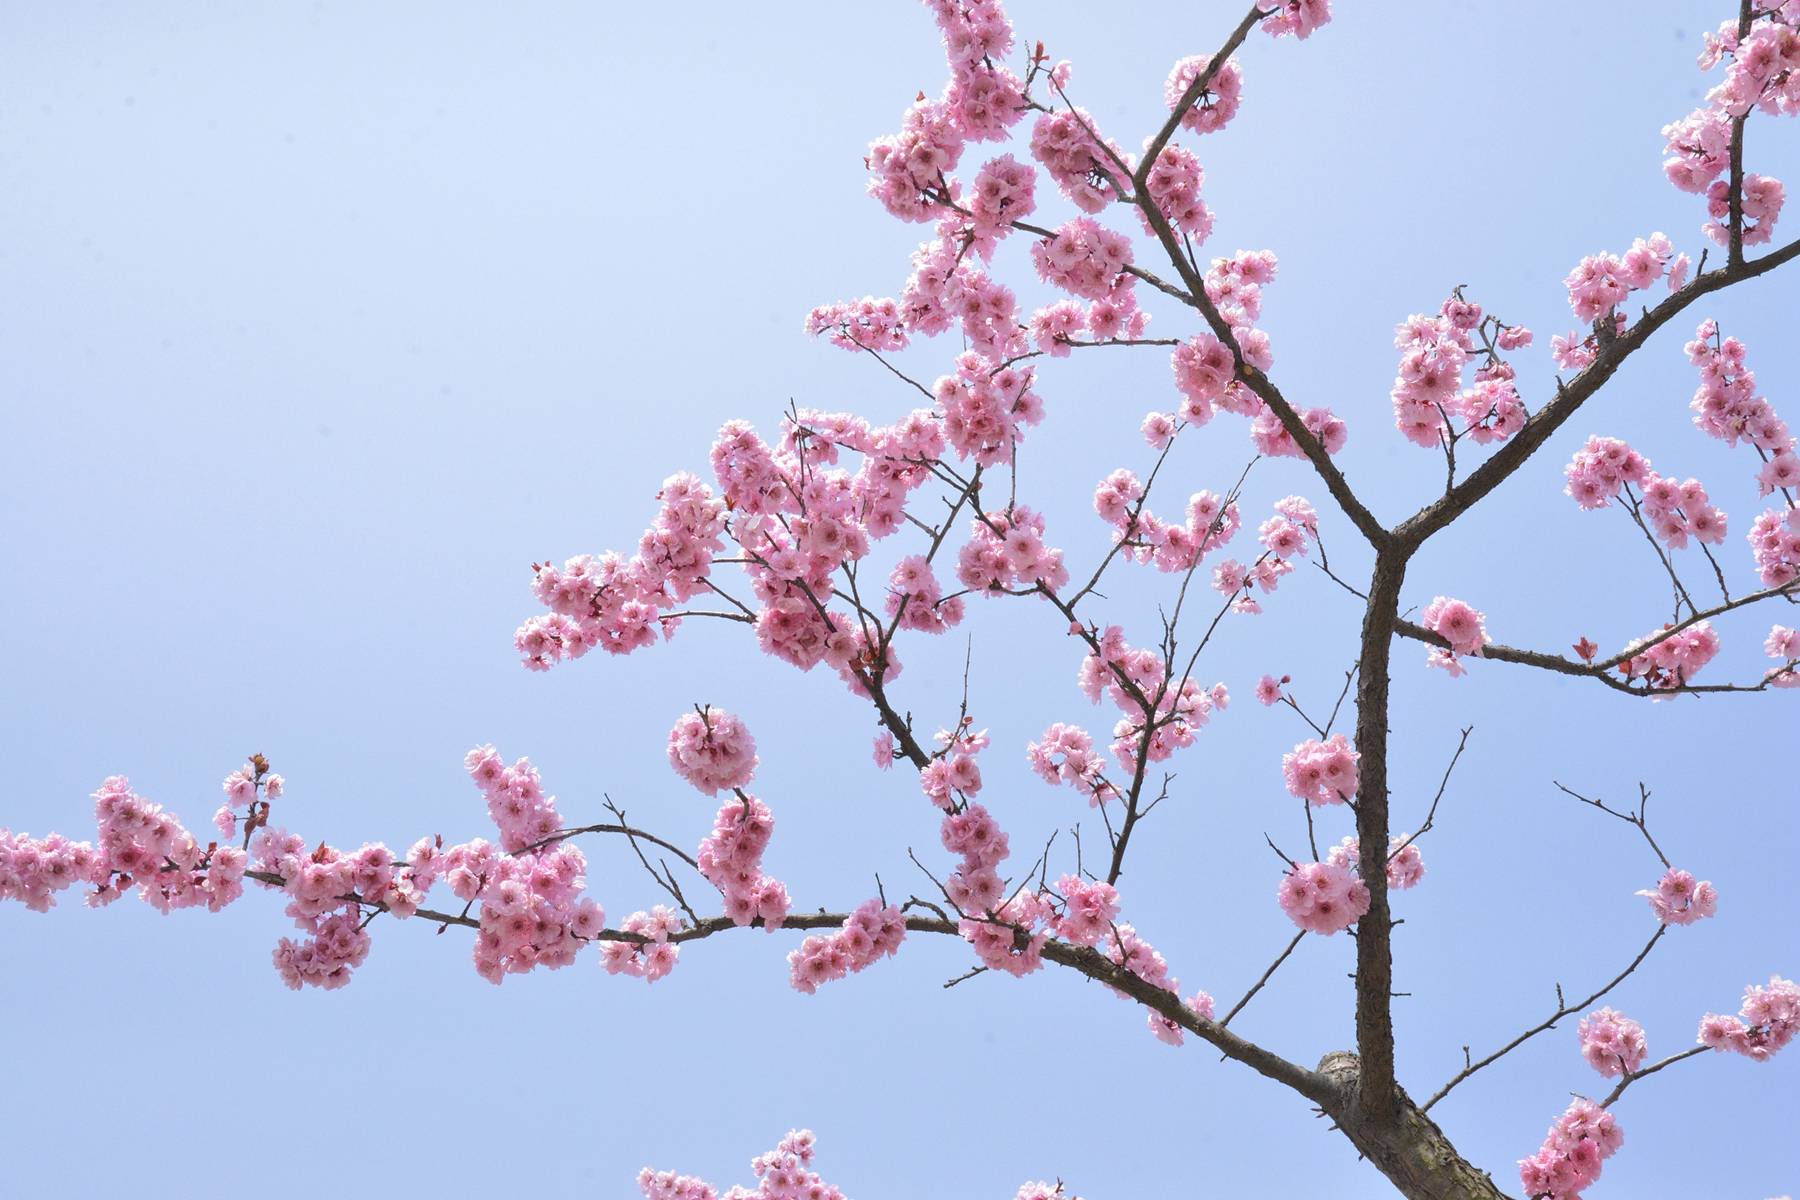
[1317,1052,1518,1200]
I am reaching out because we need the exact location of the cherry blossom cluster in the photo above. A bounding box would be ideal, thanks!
[1748,507,1800,586]
[1698,974,1800,1061]
[640,1129,1087,1200]
[1517,1098,1624,1200]
[0,759,473,991]
[968,153,1036,248]
[803,295,908,353]
[1052,874,1120,946]
[1014,1184,1082,1200]
[1637,867,1719,926]
[1419,595,1490,677]
[1564,233,1686,324]
[1275,860,1370,935]
[1030,105,1131,214]
[887,553,966,633]
[1,772,245,916]
[420,751,598,983]
[956,504,1069,594]
[1564,435,1729,553]
[515,471,726,669]
[1092,469,1243,575]
[249,829,409,987]
[939,356,1047,463]
[1683,320,1800,587]
[667,706,760,797]
[1578,1007,1649,1078]
[1030,217,1134,300]
[1026,721,1113,805]
[466,744,565,852]
[920,720,989,809]
[1551,234,1693,372]
[1073,624,1227,772]
[1170,278,1347,461]
[697,794,792,930]
[640,1129,843,1200]
[1618,621,1720,692]
[1390,295,1533,450]
[1104,920,1216,1045]
[960,887,1052,977]
[1163,54,1243,136]
[601,905,683,982]
[942,801,1012,923]
[1687,320,1798,497]
[1327,835,1425,891]
[1139,142,1212,239]
[1281,734,1359,806]
[1765,624,1800,686]
[1664,5,1798,245]
[787,898,907,994]
[1260,0,1333,39]
[1211,498,1321,615]
[215,757,280,845]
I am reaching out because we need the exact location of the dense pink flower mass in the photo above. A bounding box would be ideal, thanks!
[697,794,791,931]
[787,899,906,994]
[1579,1007,1648,1078]
[1699,975,1800,1061]
[1518,1099,1623,1200]
[1638,867,1719,925]
[667,706,760,796]
[1766,624,1800,685]
[1260,0,1333,39]
[17,1,1800,1195]
[1619,621,1720,691]
[1276,860,1369,934]
[1419,595,1489,675]
[1164,54,1243,136]
[1281,734,1359,805]
[1389,296,1532,450]
[1031,217,1134,300]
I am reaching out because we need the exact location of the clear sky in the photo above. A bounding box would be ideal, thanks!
[2,3,1795,1197]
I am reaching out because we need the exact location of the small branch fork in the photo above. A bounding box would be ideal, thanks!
[1394,579,1799,699]
[1421,925,1668,1114]
[1552,781,1671,868]
[1423,774,1691,1113]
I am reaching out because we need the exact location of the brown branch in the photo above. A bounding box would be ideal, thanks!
[1219,931,1307,1028]
[1599,1044,1710,1108]
[1394,234,1800,549]
[1421,926,1668,1113]
[1395,579,1798,697]
[1351,549,1408,1117]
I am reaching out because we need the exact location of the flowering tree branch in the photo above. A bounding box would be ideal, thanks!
[8,3,1800,1198]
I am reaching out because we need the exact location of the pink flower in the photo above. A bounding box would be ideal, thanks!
[1579,1007,1648,1078]
[1698,975,1800,1062]
[1163,54,1243,136]
[1420,595,1491,673]
[1328,836,1426,891]
[1276,861,1369,934]
[1281,735,1359,805]
[1518,1099,1623,1199]
[1637,867,1719,925]
[666,706,759,796]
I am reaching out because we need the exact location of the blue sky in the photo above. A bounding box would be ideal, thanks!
[2,3,1794,1196]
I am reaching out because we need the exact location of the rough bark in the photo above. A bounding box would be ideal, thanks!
[1318,1052,1519,1200]
[1352,551,1408,1117]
